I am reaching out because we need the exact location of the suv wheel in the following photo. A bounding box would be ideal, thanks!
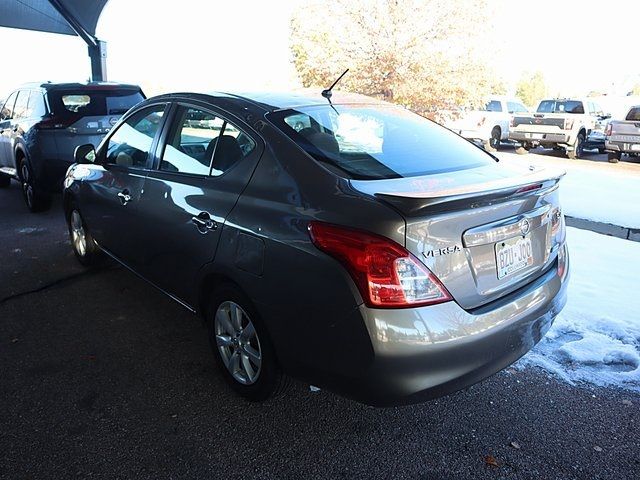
[0,174,10,188]
[608,151,622,163]
[489,127,501,151]
[207,284,287,401]
[67,207,103,266]
[515,143,531,155]
[20,159,51,212]
[567,134,584,159]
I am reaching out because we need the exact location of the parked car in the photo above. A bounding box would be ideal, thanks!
[509,98,610,158]
[605,105,640,163]
[63,90,569,406]
[0,82,145,211]
[445,96,529,151]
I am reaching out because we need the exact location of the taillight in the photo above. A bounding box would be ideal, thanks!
[605,123,612,136]
[35,114,79,130]
[563,118,574,130]
[308,222,452,308]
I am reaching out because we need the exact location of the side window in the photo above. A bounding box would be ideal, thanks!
[593,103,603,116]
[0,92,18,120]
[215,122,256,175]
[160,106,224,175]
[516,103,528,112]
[28,91,47,118]
[105,104,165,168]
[485,100,502,112]
[507,102,517,113]
[160,105,256,176]
[13,91,30,119]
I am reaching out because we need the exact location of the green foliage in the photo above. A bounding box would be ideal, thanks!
[516,71,548,109]
[290,0,505,114]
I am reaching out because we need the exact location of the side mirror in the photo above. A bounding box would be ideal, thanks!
[74,144,96,164]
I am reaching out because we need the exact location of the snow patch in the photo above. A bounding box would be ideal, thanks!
[518,227,640,391]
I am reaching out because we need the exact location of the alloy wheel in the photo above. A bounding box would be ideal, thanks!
[70,210,87,257]
[21,163,33,209]
[214,301,262,385]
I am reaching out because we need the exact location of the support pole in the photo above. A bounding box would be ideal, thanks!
[88,40,107,81]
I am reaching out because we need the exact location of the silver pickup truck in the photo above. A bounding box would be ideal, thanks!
[509,98,610,159]
[605,105,640,163]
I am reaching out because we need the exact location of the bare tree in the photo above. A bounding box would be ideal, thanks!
[290,0,505,114]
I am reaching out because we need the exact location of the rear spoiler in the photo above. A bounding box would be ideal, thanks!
[350,166,565,217]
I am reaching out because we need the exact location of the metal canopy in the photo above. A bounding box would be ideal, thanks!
[0,0,110,80]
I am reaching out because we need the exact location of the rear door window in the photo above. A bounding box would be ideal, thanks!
[104,104,166,168]
[13,91,30,119]
[484,101,502,112]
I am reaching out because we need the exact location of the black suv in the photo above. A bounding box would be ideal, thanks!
[0,82,144,211]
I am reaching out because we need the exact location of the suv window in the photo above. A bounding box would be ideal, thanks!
[0,92,18,120]
[49,89,144,119]
[105,105,166,168]
[626,107,640,121]
[484,100,502,112]
[28,91,47,118]
[537,100,584,114]
[13,91,31,119]
[160,106,255,176]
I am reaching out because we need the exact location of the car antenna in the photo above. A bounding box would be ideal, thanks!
[321,69,349,114]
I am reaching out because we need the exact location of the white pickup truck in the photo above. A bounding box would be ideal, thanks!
[605,105,640,163]
[445,96,529,152]
[509,98,610,159]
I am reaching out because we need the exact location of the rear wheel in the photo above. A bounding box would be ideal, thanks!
[567,134,584,159]
[515,143,531,155]
[19,159,51,212]
[608,151,622,163]
[0,175,10,188]
[207,284,287,402]
[66,207,103,266]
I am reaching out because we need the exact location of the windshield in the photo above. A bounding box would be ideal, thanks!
[537,100,584,114]
[268,104,496,180]
[49,89,145,118]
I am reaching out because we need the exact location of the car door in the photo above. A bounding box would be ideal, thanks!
[0,91,18,169]
[133,102,263,306]
[78,103,168,267]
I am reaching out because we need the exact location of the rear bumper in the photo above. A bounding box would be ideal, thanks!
[509,131,571,144]
[606,139,640,153]
[331,244,569,406]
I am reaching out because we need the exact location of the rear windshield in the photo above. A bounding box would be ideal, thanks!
[626,107,640,121]
[49,89,144,117]
[537,100,584,114]
[268,104,495,180]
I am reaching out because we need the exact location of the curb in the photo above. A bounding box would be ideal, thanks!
[565,216,640,242]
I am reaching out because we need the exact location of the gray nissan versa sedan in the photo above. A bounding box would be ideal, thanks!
[62,90,569,406]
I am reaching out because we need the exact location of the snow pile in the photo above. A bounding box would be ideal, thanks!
[498,152,640,229]
[518,227,640,391]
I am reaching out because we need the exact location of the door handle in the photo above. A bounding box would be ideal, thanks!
[191,212,218,233]
[117,190,132,205]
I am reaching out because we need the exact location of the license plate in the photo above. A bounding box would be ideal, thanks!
[526,133,543,140]
[495,235,534,279]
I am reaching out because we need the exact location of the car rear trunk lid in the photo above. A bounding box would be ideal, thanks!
[351,162,565,309]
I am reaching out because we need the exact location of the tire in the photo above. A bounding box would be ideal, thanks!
[207,283,287,402]
[0,174,10,188]
[66,206,104,266]
[489,127,501,151]
[608,151,621,163]
[567,133,585,159]
[515,144,530,155]
[19,159,51,212]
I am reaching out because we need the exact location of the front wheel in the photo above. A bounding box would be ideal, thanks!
[20,159,51,212]
[567,134,585,159]
[67,207,103,266]
[207,284,287,402]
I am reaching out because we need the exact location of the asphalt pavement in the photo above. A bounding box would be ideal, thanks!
[1,177,639,480]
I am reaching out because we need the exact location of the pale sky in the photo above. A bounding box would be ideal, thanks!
[0,0,638,99]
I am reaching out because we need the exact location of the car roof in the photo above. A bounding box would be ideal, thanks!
[17,81,142,91]
[150,89,389,113]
